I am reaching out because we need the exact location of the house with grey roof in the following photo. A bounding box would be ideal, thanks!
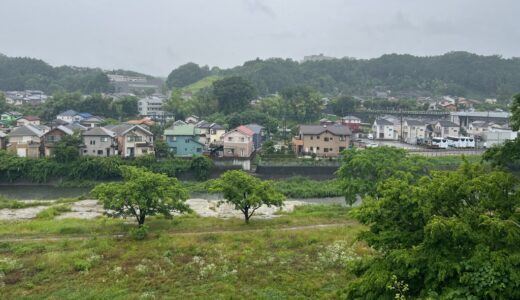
[433,120,460,138]
[292,124,351,157]
[6,124,48,157]
[372,119,398,140]
[56,110,80,124]
[105,124,154,158]
[402,120,429,144]
[244,123,266,149]
[81,127,118,157]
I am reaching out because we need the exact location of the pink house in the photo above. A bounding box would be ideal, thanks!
[221,125,254,158]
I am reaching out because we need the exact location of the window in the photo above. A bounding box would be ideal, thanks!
[127,136,142,142]
[240,137,245,142]
[101,137,108,142]
[97,150,103,155]
[316,136,320,139]
[83,150,87,153]
[316,147,320,151]
[90,140,96,145]
[185,139,190,143]
[330,137,333,141]
[310,147,313,151]
[310,136,313,140]
[324,148,329,153]
[142,150,148,154]
[197,148,202,152]
[228,137,233,141]
[324,137,329,142]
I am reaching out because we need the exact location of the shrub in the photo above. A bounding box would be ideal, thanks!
[129,225,149,241]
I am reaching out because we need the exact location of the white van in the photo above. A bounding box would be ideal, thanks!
[431,137,448,149]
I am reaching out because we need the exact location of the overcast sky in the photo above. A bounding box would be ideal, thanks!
[1,0,519,76]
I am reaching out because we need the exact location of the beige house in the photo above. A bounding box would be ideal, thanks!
[221,126,254,158]
[467,121,501,137]
[16,116,41,127]
[106,124,154,158]
[372,119,398,140]
[6,124,48,158]
[292,124,351,157]
[434,120,460,138]
[195,121,226,146]
[81,127,118,157]
[402,120,428,144]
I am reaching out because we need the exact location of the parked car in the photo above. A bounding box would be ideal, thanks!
[367,133,374,140]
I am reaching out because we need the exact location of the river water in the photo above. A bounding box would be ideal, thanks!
[0,186,347,205]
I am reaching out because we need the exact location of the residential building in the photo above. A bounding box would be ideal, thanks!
[433,120,460,138]
[244,123,266,150]
[185,115,200,124]
[42,126,74,158]
[127,117,155,126]
[81,127,118,157]
[319,118,335,126]
[16,116,41,127]
[80,116,105,128]
[65,122,88,132]
[292,124,351,157]
[0,111,22,126]
[341,116,362,131]
[221,126,255,158]
[163,125,205,157]
[195,121,226,146]
[402,120,428,144]
[56,110,82,124]
[106,124,154,158]
[372,119,398,140]
[467,121,502,136]
[6,124,47,158]
[137,96,166,117]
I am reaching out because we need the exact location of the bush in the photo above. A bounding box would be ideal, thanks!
[129,225,149,241]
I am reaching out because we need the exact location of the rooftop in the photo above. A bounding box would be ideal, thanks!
[299,124,351,136]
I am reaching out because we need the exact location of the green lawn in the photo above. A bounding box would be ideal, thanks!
[0,205,365,299]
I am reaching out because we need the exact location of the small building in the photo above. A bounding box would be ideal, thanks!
[137,96,166,117]
[56,110,80,124]
[42,126,74,158]
[372,119,398,140]
[467,121,502,137]
[16,116,41,127]
[163,125,205,157]
[185,115,200,124]
[106,124,154,158]
[341,116,362,132]
[402,120,429,144]
[80,116,105,128]
[195,121,226,146]
[244,123,266,149]
[433,120,460,138]
[319,118,335,126]
[81,127,118,157]
[292,124,351,157]
[221,126,255,158]
[6,124,47,158]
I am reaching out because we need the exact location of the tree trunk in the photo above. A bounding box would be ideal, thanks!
[138,214,146,226]
[243,207,250,224]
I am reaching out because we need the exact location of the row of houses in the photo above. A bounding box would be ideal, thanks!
[372,116,516,146]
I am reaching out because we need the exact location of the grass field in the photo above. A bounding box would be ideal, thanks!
[0,205,365,299]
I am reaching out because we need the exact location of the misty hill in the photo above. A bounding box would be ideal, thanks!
[168,52,520,101]
[0,54,156,94]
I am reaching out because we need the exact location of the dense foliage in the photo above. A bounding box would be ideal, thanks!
[337,147,431,205]
[92,166,189,226]
[166,62,211,88]
[218,52,520,100]
[345,164,520,299]
[213,76,256,114]
[0,54,112,94]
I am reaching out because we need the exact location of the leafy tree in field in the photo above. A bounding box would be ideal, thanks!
[166,62,211,88]
[53,134,82,163]
[190,155,214,181]
[280,85,324,122]
[91,166,189,226]
[337,147,431,205]
[210,170,285,223]
[213,76,256,114]
[345,164,520,299]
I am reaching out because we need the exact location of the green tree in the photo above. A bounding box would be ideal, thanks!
[213,77,256,114]
[210,170,285,223]
[53,134,81,163]
[91,166,189,226]
[280,85,324,122]
[511,93,520,131]
[166,62,211,88]
[337,147,431,205]
[111,95,138,119]
[330,96,359,116]
[163,89,189,120]
[190,155,214,181]
[154,139,171,159]
[345,164,520,299]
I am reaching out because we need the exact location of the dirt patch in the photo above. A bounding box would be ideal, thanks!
[0,206,49,220]
[56,200,104,220]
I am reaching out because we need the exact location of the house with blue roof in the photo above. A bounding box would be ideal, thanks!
[163,125,206,157]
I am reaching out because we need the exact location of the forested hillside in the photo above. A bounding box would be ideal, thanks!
[0,54,112,94]
[168,52,520,101]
